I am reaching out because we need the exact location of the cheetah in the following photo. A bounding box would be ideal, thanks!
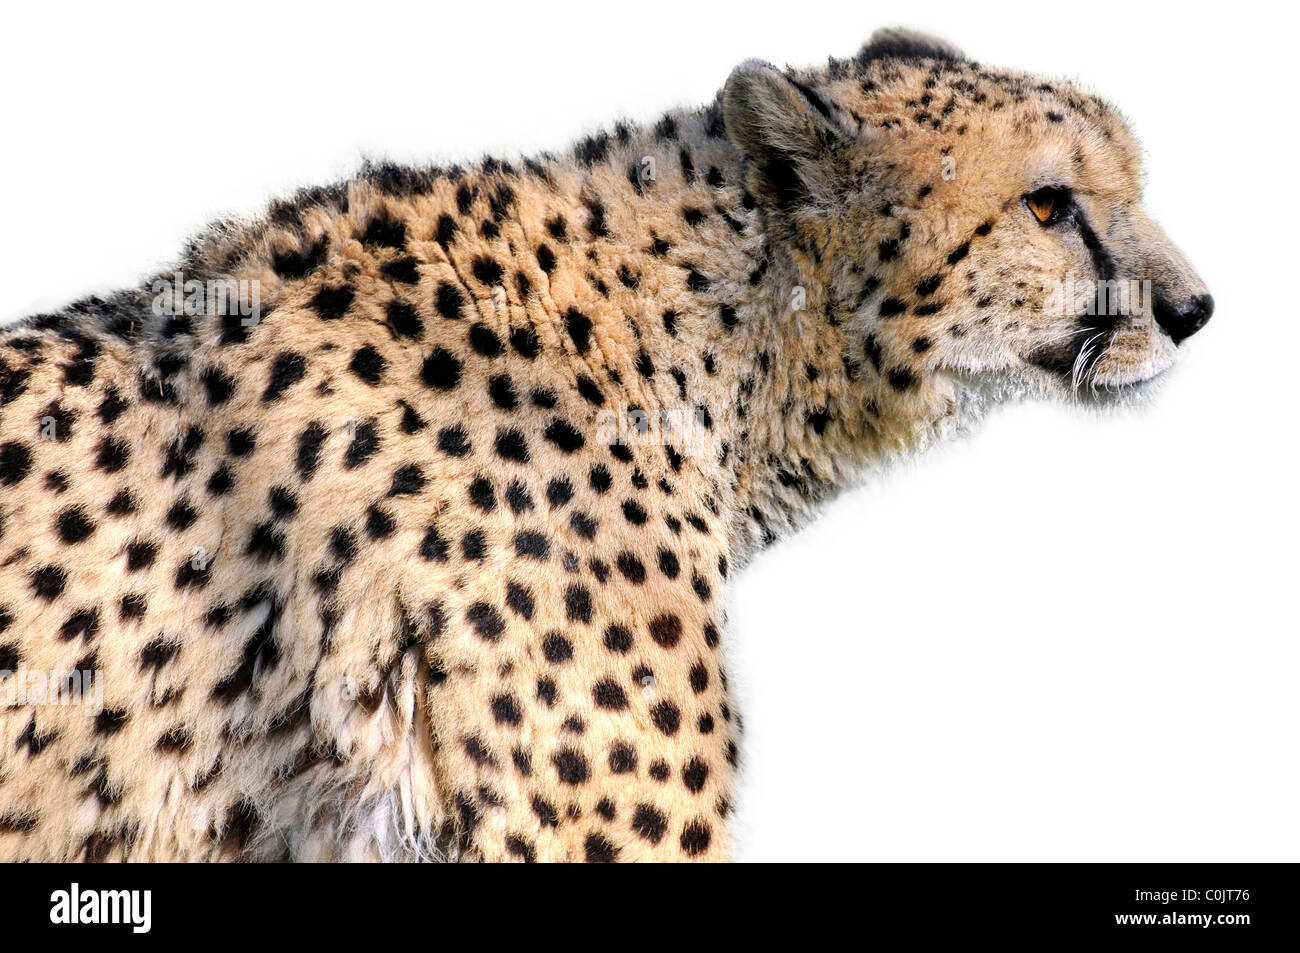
[0,28,1212,862]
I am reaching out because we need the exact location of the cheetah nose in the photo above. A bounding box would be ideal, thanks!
[1154,293,1214,344]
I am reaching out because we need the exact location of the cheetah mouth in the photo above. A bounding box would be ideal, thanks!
[1025,351,1170,403]
[1024,322,1176,399]
[1024,318,1120,390]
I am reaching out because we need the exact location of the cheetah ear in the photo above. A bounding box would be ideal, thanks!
[856,28,965,64]
[722,59,850,213]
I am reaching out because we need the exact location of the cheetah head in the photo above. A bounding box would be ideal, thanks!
[724,28,1212,406]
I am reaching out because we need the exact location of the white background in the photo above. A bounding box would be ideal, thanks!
[2,1,1295,861]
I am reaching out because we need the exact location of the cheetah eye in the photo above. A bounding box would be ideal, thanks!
[1025,186,1071,226]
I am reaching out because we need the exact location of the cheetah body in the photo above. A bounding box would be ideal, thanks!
[0,30,1210,861]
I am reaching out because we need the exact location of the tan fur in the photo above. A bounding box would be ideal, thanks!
[0,29,1209,861]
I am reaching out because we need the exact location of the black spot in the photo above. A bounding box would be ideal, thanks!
[437,425,471,457]
[469,323,503,357]
[543,632,573,663]
[0,441,36,488]
[689,662,709,694]
[553,748,589,784]
[565,310,593,352]
[421,348,462,390]
[106,490,137,516]
[514,531,550,560]
[263,352,306,402]
[268,486,298,519]
[680,820,712,856]
[30,566,68,600]
[472,257,504,287]
[584,833,618,862]
[420,525,449,561]
[888,367,916,391]
[399,402,427,433]
[574,131,610,167]
[461,529,486,561]
[246,522,285,562]
[466,602,505,642]
[565,585,593,623]
[505,481,534,514]
[505,581,534,620]
[616,553,646,584]
[603,743,636,776]
[685,268,710,293]
[916,274,942,297]
[468,477,496,512]
[296,422,328,480]
[546,477,574,508]
[589,465,612,494]
[95,437,130,474]
[651,701,680,736]
[125,540,158,571]
[228,428,257,457]
[311,285,354,320]
[593,679,629,711]
[651,549,680,584]
[97,387,128,425]
[361,214,406,249]
[569,511,598,540]
[531,796,559,828]
[649,613,682,648]
[545,419,584,453]
[381,255,421,284]
[435,214,458,245]
[330,527,358,564]
[621,500,648,525]
[94,708,129,736]
[692,573,712,602]
[344,419,381,468]
[435,283,466,320]
[200,366,235,405]
[273,237,328,279]
[60,607,100,642]
[365,504,396,539]
[603,624,633,654]
[807,407,831,435]
[491,693,522,726]
[510,326,541,359]
[632,805,667,843]
[575,375,604,406]
[386,301,423,338]
[536,678,558,706]
[388,463,425,496]
[489,374,518,410]
[584,199,608,238]
[682,758,709,793]
[165,499,197,530]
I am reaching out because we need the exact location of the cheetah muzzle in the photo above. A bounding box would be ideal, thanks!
[0,27,1211,862]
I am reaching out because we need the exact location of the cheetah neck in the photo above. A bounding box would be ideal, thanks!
[524,108,962,566]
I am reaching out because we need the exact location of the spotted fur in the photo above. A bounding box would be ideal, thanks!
[0,29,1210,862]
